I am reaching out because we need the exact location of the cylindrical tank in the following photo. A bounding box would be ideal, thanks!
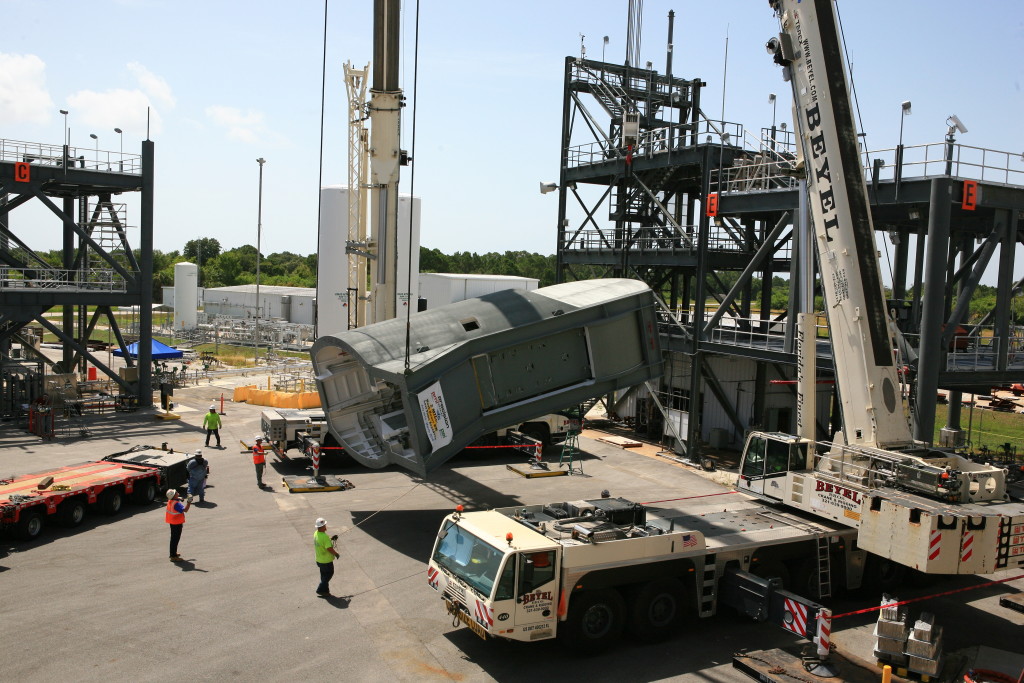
[316,185,421,338]
[174,262,199,330]
[316,186,354,337]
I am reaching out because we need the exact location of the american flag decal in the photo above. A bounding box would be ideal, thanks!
[682,534,698,548]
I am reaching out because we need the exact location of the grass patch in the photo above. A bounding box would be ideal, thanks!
[939,403,1024,459]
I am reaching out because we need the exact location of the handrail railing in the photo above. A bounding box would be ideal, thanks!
[0,137,142,174]
[0,267,129,292]
[567,118,744,169]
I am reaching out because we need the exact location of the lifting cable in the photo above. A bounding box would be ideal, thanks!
[828,572,1024,621]
[314,0,329,339]
[402,0,422,374]
[835,1,899,303]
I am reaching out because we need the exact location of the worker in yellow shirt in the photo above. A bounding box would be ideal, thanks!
[203,405,222,448]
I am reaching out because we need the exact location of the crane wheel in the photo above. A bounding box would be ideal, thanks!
[626,578,684,640]
[559,589,625,651]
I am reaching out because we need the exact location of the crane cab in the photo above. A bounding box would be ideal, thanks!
[737,431,811,502]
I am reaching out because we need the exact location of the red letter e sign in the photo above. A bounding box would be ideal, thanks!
[705,192,719,217]
[15,161,31,182]
[962,180,977,211]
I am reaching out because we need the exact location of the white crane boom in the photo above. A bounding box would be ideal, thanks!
[771,0,912,450]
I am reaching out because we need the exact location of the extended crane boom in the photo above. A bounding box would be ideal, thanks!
[769,0,911,451]
[735,0,1024,576]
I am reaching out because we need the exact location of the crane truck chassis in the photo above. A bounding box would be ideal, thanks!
[429,494,864,651]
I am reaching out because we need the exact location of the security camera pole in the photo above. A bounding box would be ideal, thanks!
[944,115,967,176]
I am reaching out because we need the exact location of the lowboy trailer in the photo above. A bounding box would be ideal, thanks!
[1,447,192,541]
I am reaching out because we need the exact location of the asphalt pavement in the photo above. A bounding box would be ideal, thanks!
[1,377,1021,682]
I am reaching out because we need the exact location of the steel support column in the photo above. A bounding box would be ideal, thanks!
[913,178,952,443]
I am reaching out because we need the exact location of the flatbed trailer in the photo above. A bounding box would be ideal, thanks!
[0,459,164,541]
[428,492,863,651]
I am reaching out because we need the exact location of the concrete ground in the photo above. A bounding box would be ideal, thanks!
[1,378,1022,682]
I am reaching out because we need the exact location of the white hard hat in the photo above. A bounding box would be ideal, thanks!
[166,489,177,500]
[194,449,203,456]
[315,518,327,529]
[255,434,264,441]
[209,405,216,410]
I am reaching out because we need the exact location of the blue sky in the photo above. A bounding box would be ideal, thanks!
[2,0,1022,271]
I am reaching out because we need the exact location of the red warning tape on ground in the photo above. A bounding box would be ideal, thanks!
[642,491,739,505]
[463,444,540,450]
[830,573,1024,620]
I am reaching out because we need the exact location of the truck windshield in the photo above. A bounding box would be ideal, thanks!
[432,523,505,598]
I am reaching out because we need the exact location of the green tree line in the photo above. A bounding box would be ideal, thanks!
[29,242,1018,323]
[32,242,559,299]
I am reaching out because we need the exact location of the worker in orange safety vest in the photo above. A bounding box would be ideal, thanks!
[166,489,192,561]
[253,435,268,488]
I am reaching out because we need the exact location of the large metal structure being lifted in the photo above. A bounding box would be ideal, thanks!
[312,278,662,476]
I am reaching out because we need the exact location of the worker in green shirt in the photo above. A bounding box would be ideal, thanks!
[203,405,222,448]
[314,518,340,597]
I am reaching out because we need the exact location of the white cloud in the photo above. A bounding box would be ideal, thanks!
[205,105,267,143]
[0,53,55,125]
[62,63,173,140]
[128,62,175,107]
[66,88,163,138]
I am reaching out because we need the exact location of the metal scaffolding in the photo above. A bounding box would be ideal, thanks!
[555,51,1024,459]
[0,137,156,409]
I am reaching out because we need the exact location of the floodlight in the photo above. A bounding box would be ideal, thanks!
[539,182,558,195]
[947,115,967,135]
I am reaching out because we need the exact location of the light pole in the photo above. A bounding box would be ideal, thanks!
[60,109,69,146]
[255,157,266,365]
[89,133,98,169]
[114,127,123,170]
[896,100,911,198]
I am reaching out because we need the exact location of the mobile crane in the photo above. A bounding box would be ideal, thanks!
[736,0,1024,576]
[425,0,1022,657]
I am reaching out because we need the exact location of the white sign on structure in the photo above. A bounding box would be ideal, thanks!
[418,381,452,449]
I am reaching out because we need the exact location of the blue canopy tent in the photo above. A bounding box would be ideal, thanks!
[112,339,184,360]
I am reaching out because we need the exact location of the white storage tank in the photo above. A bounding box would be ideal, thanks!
[316,185,421,336]
[173,262,199,330]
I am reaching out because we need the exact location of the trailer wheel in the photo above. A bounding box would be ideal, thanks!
[131,480,157,504]
[98,488,124,515]
[791,560,825,600]
[627,578,684,640]
[57,499,87,528]
[560,589,625,651]
[865,554,905,590]
[16,510,45,540]
[751,560,790,590]
[520,423,551,446]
